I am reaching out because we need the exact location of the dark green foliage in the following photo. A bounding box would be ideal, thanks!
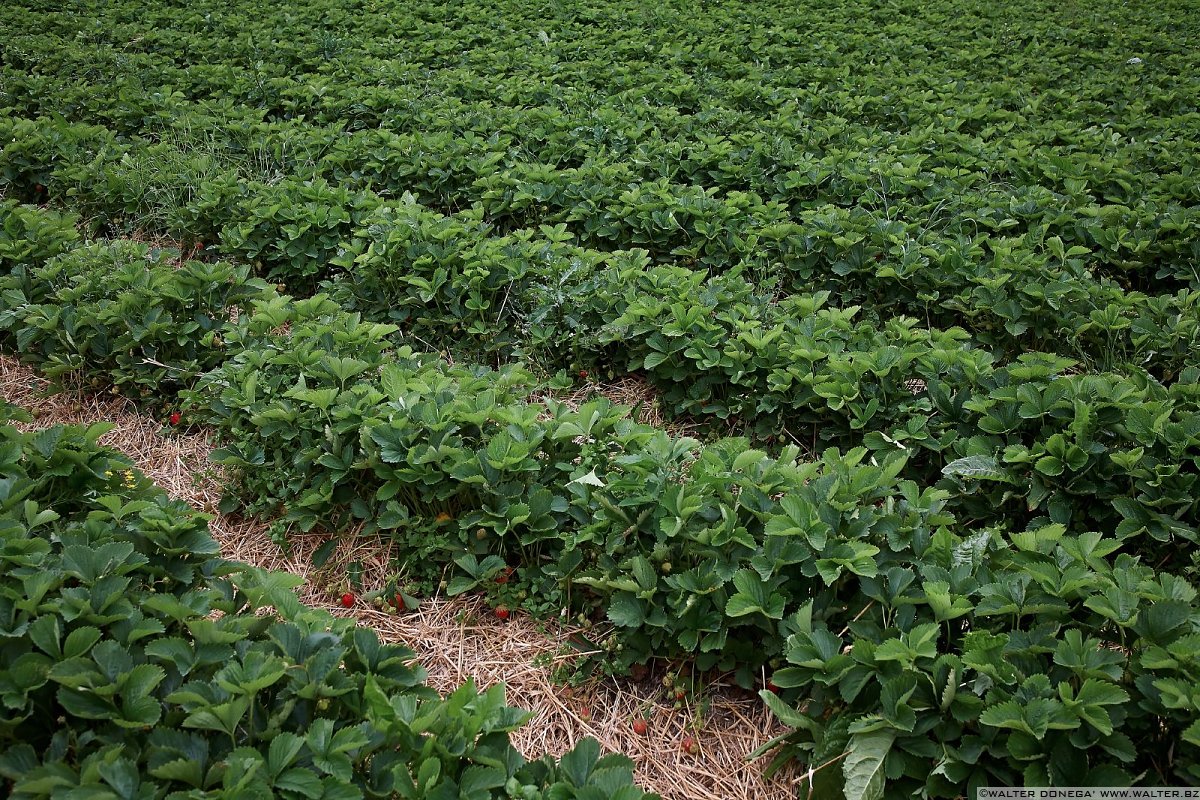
[0,238,271,399]
[1,0,1199,795]
[0,201,79,275]
[0,410,654,799]
[2,212,1194,798]
[179,296,1200,792]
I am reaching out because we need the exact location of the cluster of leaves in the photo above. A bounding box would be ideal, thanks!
[0,200,79,277]
[325,200,588,358]
[756,521,1200,793]
[933,357,1200,569]
[0,118,388,297]
[0,206,270,400]
[0,406,654,799]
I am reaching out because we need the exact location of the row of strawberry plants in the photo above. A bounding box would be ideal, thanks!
[0,199,1195,556]
[3,0,1196,170]
[0,406,653,799]
[3,121,1198,388]
[144,277,1200,792]
[2,0,1196,299]
[2,200,1197,560]
[186,292,1200,583]
[3,97,1195,314]
[308,131,1200,299]
[1,205,1198,793]
[329,202,1200,445]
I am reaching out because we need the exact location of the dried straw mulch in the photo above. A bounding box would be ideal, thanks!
[0,354,801,800]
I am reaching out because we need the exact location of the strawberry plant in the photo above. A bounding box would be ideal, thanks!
[0,238,270,399]
[0,409,657,799]
[219,176,380,293]
[0,201,79,277]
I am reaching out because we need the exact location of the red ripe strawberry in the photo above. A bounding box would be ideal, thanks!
[34,183,44,193]
[394,593,405,611]
[682,735,699,755]
[632,718,648,736]
[766,679,780,694]
[169,412,182,425]
[495,566,513,585]
[494,607,510,620]
[579,369,588,379]
[340,593,354,608]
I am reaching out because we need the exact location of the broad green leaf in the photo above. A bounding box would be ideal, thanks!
[842,729,895,800]
[942,455,1014,483]
[606,593,645,627]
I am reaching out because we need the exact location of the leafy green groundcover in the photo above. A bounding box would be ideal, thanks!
[185,299,1200,791]
[1,213,1198,795]
[3,118,1198,384]
[2,0,1199,792]
[0,406,654,800]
